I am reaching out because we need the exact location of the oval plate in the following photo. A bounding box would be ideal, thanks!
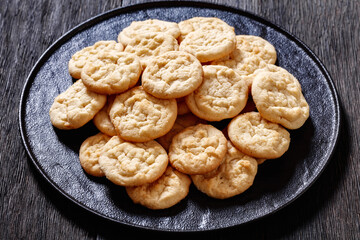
[19,1,340,232]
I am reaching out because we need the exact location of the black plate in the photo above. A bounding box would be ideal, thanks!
[19,1,340,232]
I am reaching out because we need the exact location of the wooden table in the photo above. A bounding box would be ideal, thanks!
[1,0,359,239]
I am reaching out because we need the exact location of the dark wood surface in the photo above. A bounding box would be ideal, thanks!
[1,0,359,239]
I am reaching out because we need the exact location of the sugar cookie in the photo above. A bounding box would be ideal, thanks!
[235,35,277,64]
[81,51,141,94]
[176,97,191,115]
[49,80,106,130]
[79,132,111,177]
[179,25,236,62]
[142,51,203,99]
[178,17,234,43]
[98,136,168,186]
[192,141,258,199]
[93,95,117,136]
[109,86,177,142]
[126,166,191,209]
[256,158,267,165]
[228,112,290,159]
[157,113,205,151]
[118,19,180,46]
[251,65,310,129]
[69,40,124,79]
[185,65,248,121]
[124,32,179,69]
[211,35,272,83]
[169,124,227,175]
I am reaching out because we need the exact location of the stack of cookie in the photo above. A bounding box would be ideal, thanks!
[49,17,309,209]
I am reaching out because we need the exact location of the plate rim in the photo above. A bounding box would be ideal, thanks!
[18,0,341,232]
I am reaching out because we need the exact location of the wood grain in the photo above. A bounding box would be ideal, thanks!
[0,0,359,239]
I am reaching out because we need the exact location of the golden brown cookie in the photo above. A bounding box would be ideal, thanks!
[98,136,168,186]
[169,124,227,175]
[142,51,203,99]
[81,51,142,94]
[185,65,249,121]
[109,86,177,142]
[49,80,106,130]
[79,132,111,177]
[126,166,191,209]
[118,19,180,46]
[228,112,291,159]
[192,141,258,199]
[251,65,310,129]
[68,40,124,79]
[124,32,179,69]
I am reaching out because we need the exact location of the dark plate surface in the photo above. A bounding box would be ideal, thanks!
[19,1,340,232]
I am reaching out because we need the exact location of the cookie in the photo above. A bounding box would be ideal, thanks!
[93,95,117,136]
[251,65,310,129]
[179,25,236,62]
[176,97,190,115]
[81,51,142,94]
[98,136,168,186]
[126,166,191,209]
[142,51,203,99]
[49,80,106,130]
[109,86,177,142]
[169,124,227,175]
[124,32,179,69]
[79,132,111,177]
[118,19,180,46]
[68,40,124,79]
[185,65,249,121]
[192,141,258,199]
[256,158,267,165]
[220,56,269,89]
[228,112,290,159]
[235,35,277,64]
[157,113,205,151]
[211,35,271,82]
[178,17,234,43]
